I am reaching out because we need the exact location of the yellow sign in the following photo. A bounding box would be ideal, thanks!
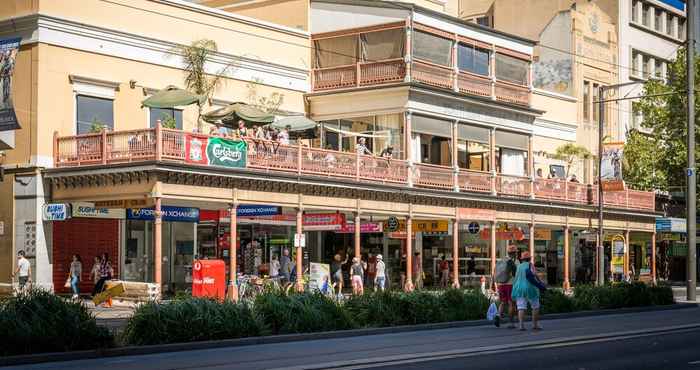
[659,233,680,241]
[534,229,552,241]
[93,199,153,208]
[384,220,449,233]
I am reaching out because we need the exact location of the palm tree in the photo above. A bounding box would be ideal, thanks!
[554,143,592,179]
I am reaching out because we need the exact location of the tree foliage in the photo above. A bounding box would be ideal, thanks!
[553,143,591,178]
[628,47,700,197]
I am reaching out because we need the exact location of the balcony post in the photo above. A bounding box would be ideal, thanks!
[295,205,304,292]
[405,215,414,292]
[564,225,570,290]
[227,201,239,302]
[452,120,459,192]
[529,223,535,263]
[490,220,497,279]
[404,20,412,83]
[101,129,108,164]
[405,111,414,187]
[651,231,657,284]
[298,142,303,176]
[529,134,535,199]
[154,195,163,292]
[155,122,162,161]
[624,229,630,278]
[490,127,497,195]
[490,44,497,100]
[53,131,59,167]
[452,36,459,93]
[452,217,460,288]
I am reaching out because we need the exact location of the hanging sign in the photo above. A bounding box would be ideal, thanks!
[185,134,209,165]
[336,222,384,234]
[457,208,496,222]
[72,203,125,219]
[93,199,153,209]
[386,216,400,232]
[601,142,625,191]
[42,203,69,221]
[467,222,480,234]
[294,233,306,248]
[0,37,22,132]
[206,137,246,168]
[303,213,346,231]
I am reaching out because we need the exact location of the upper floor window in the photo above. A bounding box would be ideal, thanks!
[631,0,639,23]
[76,95,114,135]
[313,35,357,68]
[583,81,590,121]
[495,53,528,85]
[592,82,600,122]
[678,18,686,40]
[457,43,490,76]
[413,30,452,67]
[666,13,673,35]
[150,108,183,130]
[654,9,663,31]
[476,16,490,27]
[642,4,650,27]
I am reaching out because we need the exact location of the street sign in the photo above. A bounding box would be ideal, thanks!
[467,222,480,234]
[294,233,306,248]
[386,216,399,232]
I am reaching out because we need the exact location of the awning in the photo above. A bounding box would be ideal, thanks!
[202,102,275,125]
[270,116,318,131]
[141,85,205,108]
[323,125,389,138]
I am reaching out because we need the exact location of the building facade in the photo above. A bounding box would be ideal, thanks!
[0,0,658,295]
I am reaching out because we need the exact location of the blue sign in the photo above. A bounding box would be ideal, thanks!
[127,206,200,222]
[42,203,69,221]
[656,217,687,233]
[658,0,685,11]
[236,205,280,217]
[467,222,480,234]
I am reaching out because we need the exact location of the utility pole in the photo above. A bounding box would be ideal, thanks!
[687,0,697,302]
[598,85,605,286]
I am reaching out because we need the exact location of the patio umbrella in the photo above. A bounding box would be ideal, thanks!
[141,85,205,108]
[202,102,275,125]
[269,116,318,131]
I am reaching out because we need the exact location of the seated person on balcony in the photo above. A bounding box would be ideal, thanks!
[547,168,558,180]
[380,146,394,160]
[277,126,290,145]
[536,168,543,178]
[324,145,337,167]
[253,125,265,139]
[355,137,372,156]
[236,120,247,138]
[569,174,580,183]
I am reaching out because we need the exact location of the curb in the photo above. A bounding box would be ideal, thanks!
[2,303,697,367]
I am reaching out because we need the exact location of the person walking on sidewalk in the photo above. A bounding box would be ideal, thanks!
[493,245,517,328]
[12,251,31,293]
[350,257,365,295]
[374,254,386,292]
[511,251,546,331]
[439,255,450,288]
[92,253,113,297]
[69,254,83,299]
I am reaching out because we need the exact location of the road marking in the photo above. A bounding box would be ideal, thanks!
[266,324,700,370]
[689,360,700,365]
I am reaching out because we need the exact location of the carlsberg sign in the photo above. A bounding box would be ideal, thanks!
[206,137,247,168]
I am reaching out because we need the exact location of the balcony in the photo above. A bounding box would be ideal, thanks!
[53,128,656,212]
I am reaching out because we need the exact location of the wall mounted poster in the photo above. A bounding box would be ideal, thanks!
[0,37,21,131]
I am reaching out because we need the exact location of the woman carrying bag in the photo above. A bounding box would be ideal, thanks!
[67,254,82,299]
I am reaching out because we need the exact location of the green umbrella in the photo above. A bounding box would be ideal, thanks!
[141,85,205,108]
[202,102,275,125]
[270,116,318,131]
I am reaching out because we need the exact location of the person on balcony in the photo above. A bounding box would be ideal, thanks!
[236,120,247,138]
[536,168,543,178]
[253,125,265,140]
[380,146,394,160]
[277,126,290,145]
[355,137,372,156]
[570,174,580,183]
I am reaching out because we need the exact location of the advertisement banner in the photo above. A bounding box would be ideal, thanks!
[42,203,69,221]
[335,222,384,234]
[192,259,226,301]
[72,203,126,219]
[601,142,625,191]
[206,137,246,168]
[309,262,331,294]
[185,134,209,165]
[127,206,199,222]
[0,37,21,131]
[303,213,346,231]
[611,239,625,274]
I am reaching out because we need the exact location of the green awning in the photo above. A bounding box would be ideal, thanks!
[270,116,318,131]
[202,102,275,125]
[141,85,205,108]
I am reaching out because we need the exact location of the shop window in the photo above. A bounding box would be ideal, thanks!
[458,43,490,76]
[413,30,453,67]
[76,95,114,135]
[149,108,183,130]
[360,28,405,62]
[313,35,358,68]
[495,53,528,86]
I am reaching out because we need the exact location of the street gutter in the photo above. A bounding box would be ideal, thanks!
[1,303,697,367]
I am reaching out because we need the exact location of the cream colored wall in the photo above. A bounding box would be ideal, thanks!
[531,92,576,124]
[208,0,309,31]
[36,44,305,159]
[480,0,574,41]
[457,0,493,19]
[0,0,38,20]
[37,0,309,71]
[3,45,37,166]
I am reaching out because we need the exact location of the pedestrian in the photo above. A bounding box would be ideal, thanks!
[12,251,31,293]
[400,255,407,290]
[91,253,113,298]
[493,245,517,328]
[439,255,450,288]
[412,252,422,289]
[332,253,348,295]
[270,254,280,278]
[355,137,372,156]
[511,251,546,331]
[236,120,247,137]
[89,256,101,286]
[350,257,364,295]
[374,254,386,292]
[467,255,477,276]
[69,254,83,299]
[280,248,292,283]
[366,252,377,289]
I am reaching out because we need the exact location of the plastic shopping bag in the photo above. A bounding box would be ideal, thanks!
[486,302,498,321]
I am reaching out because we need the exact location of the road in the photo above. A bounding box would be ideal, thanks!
[9,306,700,370]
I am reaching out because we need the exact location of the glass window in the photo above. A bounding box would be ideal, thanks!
[314,35,358,68]
[495,130,528,150]
[360,28,405,61]
[654,9,662,31]
[495,53,529,85]
[631,1,639,23]
[632,50,640,77]
[666,13,673,35]
[642,4,650,26]
[642,55,650,78]
[678,19,686,40]
[76,95,114,135]
[413,31,453,67]
[655,59,664,78]
[458,44,490,76]
[499,147,526,176]
[457,123,490,171]
[592,83,600,122]
[583,81,590,121]
[476,16,490,27]
[150,108,183,130]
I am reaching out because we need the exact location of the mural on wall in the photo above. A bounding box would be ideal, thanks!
[533,12,573,96]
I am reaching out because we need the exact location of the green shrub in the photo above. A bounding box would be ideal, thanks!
[540,289,575,314]
[572,283,674,310]
[344,291,405,327]
[254,292,354,334]
[440,289,490,321]
[0,290,112,356]
[123,298,263,345]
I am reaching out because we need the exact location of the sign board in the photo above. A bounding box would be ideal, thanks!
[309,262,331,294]
[192,259,226,301]
[93,199,153,209]
[206,137,247,168]
[127,206,199,222]
[601,180,625,191]
[480,228,525,241]
[236,205,280,217]
[659,232,681,241]
[0,37,22,132]
[185,133,209,165]
[467,222,480,234]
[457,208,496,222]
[42,203,69,221]
[386,216,399,232]
[655,217,687,233]
[294,233,306,248]
[384,219,448,233]
[72,203,125,219]
[303,213,345,231]
[336,222,383,234]
[611,238,625,274]
[601,142,625,191]
[534,228,552,241]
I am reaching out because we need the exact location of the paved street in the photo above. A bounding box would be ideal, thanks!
[10,306,700,370]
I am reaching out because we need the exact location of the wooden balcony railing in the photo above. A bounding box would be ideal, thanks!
[457,71,492,97]
[53,128,656,212]
[312,64,357,91]
[359,58,406,86]
[495,80,530,106]
[411,60,454,89]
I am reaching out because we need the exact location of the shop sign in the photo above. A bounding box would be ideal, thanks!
[534,229,552,241]
[93,199,152,209]
[72,203,125,219]
[303,213,345,231]
[467,222,480,234]
[236,205,280,217]
[655,217,686,233]
[457,208,496,222]
[309,263,330,293]
[480,228,525,241]
[611,238,625,274]
[659,232,681,241]
[385,219,448,233]
[386,216,399,232]
[336,222,384,234]
[42,203,69,221]
[388,231,415,239]
[185,134,209,165]
[127,206,199,222]
[206,137,246,168]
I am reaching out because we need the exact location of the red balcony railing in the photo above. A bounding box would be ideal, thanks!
[495,80,530,106]
[312,64,357,91]
[411,60,454,89]
[457,71,492,97]
[53,128,656,211]
[359,58,406,86]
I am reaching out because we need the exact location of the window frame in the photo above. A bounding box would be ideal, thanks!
[583,81,590,122]
[494,52,529,86]
[69,75,119,136]
[457,43,491,77]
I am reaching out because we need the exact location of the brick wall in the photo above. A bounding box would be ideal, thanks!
[53,218,119,294]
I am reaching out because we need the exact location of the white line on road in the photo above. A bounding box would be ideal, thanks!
[689,360,700,365]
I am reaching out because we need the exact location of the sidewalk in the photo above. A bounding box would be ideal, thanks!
[671,286,700,303]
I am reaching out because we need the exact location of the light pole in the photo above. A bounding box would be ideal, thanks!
[686,0,696,302]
